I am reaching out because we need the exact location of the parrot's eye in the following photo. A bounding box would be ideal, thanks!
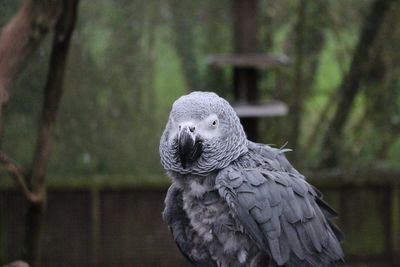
[204,114,219,130]
[211,119,219,128]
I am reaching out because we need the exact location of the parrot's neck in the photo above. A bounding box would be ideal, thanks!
[171,172,217,199]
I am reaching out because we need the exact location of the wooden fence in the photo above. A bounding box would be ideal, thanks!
[0,170,399,266]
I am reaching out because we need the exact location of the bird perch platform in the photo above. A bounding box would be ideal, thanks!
[232,101,288,118]
[206,54,290,69]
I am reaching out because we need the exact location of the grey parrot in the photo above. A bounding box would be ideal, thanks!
[160,92,344,267]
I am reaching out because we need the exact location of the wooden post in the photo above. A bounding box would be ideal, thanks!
[391,184,400,264]
[232,0,259,141]
[90,188,100,266]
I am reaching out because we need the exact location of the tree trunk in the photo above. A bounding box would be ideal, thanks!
[24,1,79,265]
[269,0,327,159]
[25,203,45,266]
[319,0,395,168]
[288,0,306,160]
[362,2,400,162]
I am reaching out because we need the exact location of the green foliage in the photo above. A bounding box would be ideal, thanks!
[0,0,399,183]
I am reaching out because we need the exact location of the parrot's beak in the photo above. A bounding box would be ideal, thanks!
[178,126,202,169]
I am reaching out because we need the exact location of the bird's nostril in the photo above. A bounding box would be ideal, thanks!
[189,126,195,132]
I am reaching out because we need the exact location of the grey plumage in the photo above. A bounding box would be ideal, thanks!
[160,92,344,267]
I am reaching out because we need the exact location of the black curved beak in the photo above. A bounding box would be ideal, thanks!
[178,127,203,169]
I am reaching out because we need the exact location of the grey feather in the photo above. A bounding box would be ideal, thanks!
[160,92,344,266]
[163,185,217,267]
[215,142,344,266]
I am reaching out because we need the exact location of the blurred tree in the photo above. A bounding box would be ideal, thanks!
[263,0,328,160]
[319,0,396,168]
[288,0,328,160]
[287,0,306,160]
[0,0,79,265]
[0,0,61,138]
[51,0,162,176]
[168,0,202,91]
[202,0,231,97]
[345,0,400,167]
[0,0,399,185]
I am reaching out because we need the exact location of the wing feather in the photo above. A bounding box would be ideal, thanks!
[216,144,344,266]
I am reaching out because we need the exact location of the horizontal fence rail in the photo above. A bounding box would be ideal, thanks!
[0,170,399,266]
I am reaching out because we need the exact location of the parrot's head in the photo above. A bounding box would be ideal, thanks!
[160,91,248,175]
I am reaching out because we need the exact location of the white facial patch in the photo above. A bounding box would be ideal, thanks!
[195,114,221,139]
[171,114,221,142]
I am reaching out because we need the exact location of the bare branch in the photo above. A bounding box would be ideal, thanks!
[0,151,41,204]
[0,0,78,263]
[29,0,79,197]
